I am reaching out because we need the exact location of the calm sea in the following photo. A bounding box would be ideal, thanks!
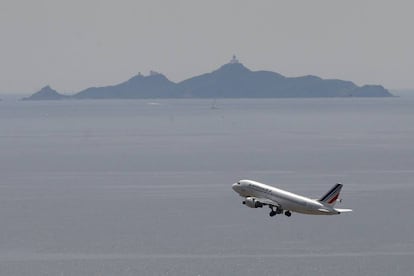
[0,96,413,275]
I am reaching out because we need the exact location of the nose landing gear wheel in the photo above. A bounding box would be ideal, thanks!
[285,211,291,217]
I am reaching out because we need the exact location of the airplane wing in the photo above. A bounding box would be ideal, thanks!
[254,197,282,208]
[335,208,353,213]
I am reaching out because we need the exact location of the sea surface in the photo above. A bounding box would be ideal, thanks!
[0,96,414,275]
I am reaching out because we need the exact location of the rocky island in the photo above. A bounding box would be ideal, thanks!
[22,85,69,101]
[23,56,393,100]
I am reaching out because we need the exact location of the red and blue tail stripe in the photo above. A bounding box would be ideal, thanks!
[319,183,343,206]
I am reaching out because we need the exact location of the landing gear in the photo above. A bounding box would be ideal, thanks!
[269,206,283,217]
[285,211,292,217]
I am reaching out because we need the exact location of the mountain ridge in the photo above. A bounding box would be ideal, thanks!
[22,58,393,100]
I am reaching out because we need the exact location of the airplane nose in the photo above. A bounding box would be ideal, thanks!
[232,183,239,192]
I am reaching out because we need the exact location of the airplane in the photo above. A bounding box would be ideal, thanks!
[232,179,352,217]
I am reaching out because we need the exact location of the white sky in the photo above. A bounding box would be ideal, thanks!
[1,0,413,94]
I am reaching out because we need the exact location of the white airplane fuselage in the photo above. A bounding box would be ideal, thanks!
[232,180,347,215]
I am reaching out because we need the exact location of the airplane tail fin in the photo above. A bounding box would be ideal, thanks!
[318,183,343,207]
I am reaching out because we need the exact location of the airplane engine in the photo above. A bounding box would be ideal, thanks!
[242,197,263,208]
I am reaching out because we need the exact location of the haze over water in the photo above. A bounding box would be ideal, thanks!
[1,97,413,275]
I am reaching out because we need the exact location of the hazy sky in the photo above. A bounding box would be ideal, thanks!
[1,0,413,94]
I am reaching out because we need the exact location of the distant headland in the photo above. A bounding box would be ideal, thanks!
[22,56,393,100]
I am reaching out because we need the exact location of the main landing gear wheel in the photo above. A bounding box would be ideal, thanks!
[285,211,292,217]
[269,205,282,217]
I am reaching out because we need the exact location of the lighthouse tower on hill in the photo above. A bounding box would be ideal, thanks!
[229,55,240,64]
